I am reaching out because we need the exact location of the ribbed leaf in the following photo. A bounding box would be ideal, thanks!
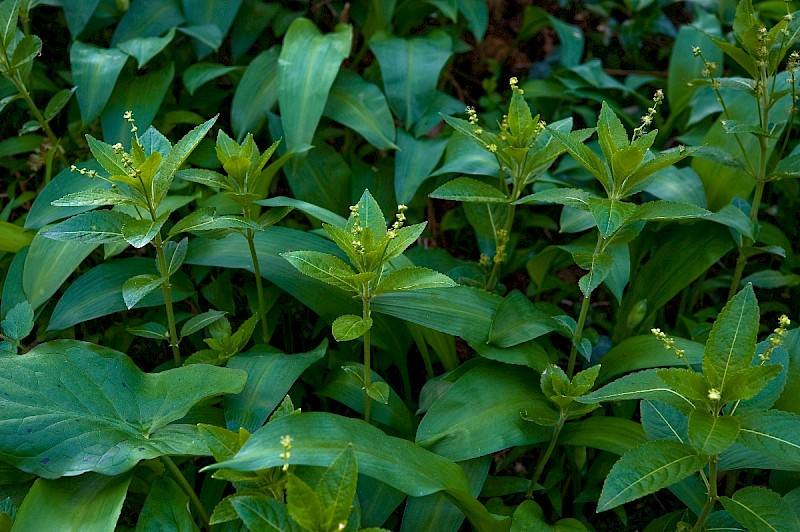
[153,115,218,204]
[374,267,456,295]
[281,251,357,292]
[122,273,164,309]
[324,71,397,150]
[631,200,712,222]
[587,198,636,238]
[70,42,129,125]
[332,314,372,342]
[720,487,800,532]
[40,210,130,244]
[547,127,610,193]
[688,410,739,455]
[576,369,696,411]
[737,410,800,467]
[515,187,595,210]
[430,176,507,203]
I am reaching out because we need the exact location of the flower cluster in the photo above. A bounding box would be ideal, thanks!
[349,204,365,254]
[387,204,408,239]
[760,314,791,362]
[633,89,664,140]
[279,434,293,471]
[651,327,686,359]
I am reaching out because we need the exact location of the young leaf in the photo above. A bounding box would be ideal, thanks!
[547,127,611,194]
[515,187,596,210]
[85,134,129,177]
[287,474,325,531]
[282,251,358,292]
[167,208,259,237]
[381,222,427,263]
[349,189,386,240]
[630,200,712,222]
[366,382,390,405]
[153,115,218,204]
[687,410,739,455]
[180,310,226,338]
[574,250,613,297]
[597,101,628,163]
[374,267,456,295]
[618,147,700,197]
[161,237,187,277]
[702,284,759,390]
[722,365,782,403]
[587,198,636,238]
[230,496,301,532]
[44,88,76,121]
[41,210,130,244]
[122,274,164,309]
[332,314,372,342]
[121,212,168,248]
[0,300,33,341]
[317,444,357,531]
[598,440,705,511]
[429,177,508,203]
[720,487,800,532]
[126,322,168,341]
[175,168,232,190]
[737,410,800,467]
[656,368,709,403]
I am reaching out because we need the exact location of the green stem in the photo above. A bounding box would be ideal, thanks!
[155,234,181,366]
[693,457,718,532]
[485,183,522,292]
[567,233,604,378]
[13,75,66,166]
[363,297,372,423]
[526,413,566,498]
[162,456,210,528]
[246,232,269,343]
[726,159,767,301]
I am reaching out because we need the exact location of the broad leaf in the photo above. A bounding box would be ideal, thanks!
[282,251,358,292]
[576,369,696,411]
[135,476,195,531]
[117,27,176,68]
[702,284,759,390]
[122,274,164,309]
[231,496,300,532]
[374,267,456,295]
[687,410,739,455]
[0,301,33,341]
[587,198,636,238]
[0,341,246,478]
[231,47,279,140]
[41,210,130,244]
[287,474,324,531]
[720,487,800,532]
[121,213,168,248]
[487,290,558,348]
[598,441,705,511]
[547,127,610,193]
[737,410,800,467]
[324,71,398,150]
[515,187,595,210]
[332,314,373,342]
[631,201,712,222]
[319,445,358,531]
[574,250,613,297]
[70,41,129,125]
[394,130,448,204]
[430,177,507,203]
[23,234,97,310]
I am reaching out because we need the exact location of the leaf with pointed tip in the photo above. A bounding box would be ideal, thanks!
[723,364,781,404]
[374,267,456,295]
[702,284,759,390]
[575,369,696,411]
[631,200,712,222]
[41,210,130,244]
[122,274,164,309]
[121,212,168,248]
[175,168,232,190]
[688,410,739,455]
[51,188,134,207]
[720,487,800,532]
[153,115,218,204]
[656,368,709,403]
[348,189,387,239]
[547,127,610,193]
[0,341,246,478]
[167,208,259,238]
[318,445,358,531]
[587,198,636,238]
[161,237,187,277]
[737,410,800,467]
[366,382,390,404]
[332,314,372,342]
[231,496,300,532]
[515,187,596,210]
[286,474,323,530]
[0,0,19,48]
[1,300,33,341]
[382,223,427,263]
[324,71,397,150]
[181,310,227,338]
[598,440,705,511]
[430,177,508,203]
[71,42,129,125]
[573,250,613,297]
[597,101,628,162]
[620,147,700,197]
[281,251,357,292]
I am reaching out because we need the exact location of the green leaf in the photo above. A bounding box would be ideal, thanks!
[349,189,387,240]
[0,221,32,253]
[135,476,194,531]
[51,188,133,207]
[153,115,218,205]
[282,250,357,292]
[162,237,187,277]
[574,250,612,297]
[287,474,324,531]
[597,101,628,163]
[587,198,636,238]
[702,284,759,390]
[117,27,176,68]
[230,496,300,532]
[0,341,246,477]
[258,196,347,227]
[332,314,372,342]
[10,34,41,69]
[1,300,33,341]
[278,18,352,156]
[366,382,390,404]
[121,212,168,248]
[374,267,456,295]
[430,177,507,203]
[23,233,97,310]
[180,310,226,338]
[720,487,800,532]
[382,223,427,263]
[515,187,596,210]
[126,322,169,341]
[395,129,448,204]
[457,0,488,41]
[619,147,700,197]
[547,127,610,194]
[0,0,19,48]
[122,274,164,310]
[41,210,130,244]
[324,71,397,150]
[631,200,711,222]
[231,47,279,140]
[598,441,705,512]
[369,30,452,128]
[13,472,133,532]
[70,41,129,125]
[183,62,239,96]
[225,343,326,433]
[576,369,696,411]
[656,368,709,403]
[737,410,800,467]
[723,365,782,403]
[416,361,551,461]
[167,208,258,237]
[559,416,647,456]
[205,412,509,532]
[688,410,739,455]
[319,444,359,530]
[487,290,558,348]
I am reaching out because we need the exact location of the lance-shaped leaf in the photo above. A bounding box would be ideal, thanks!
[702,284,759,390]
[136,475,195,531]
[40,210,131,244]
[205,412,509,532]
[281,251,358,292]
[720,487,800,532]
[630,200,712,222]
[167,207,260,238]
[547,127,611,194]
[587,198,636,238]
[0,341,247,478]
[287,474,324,531]
[722,364,782,404]
[688,410,739,455]
[175,168,233,190]
[574,250,613,297]
[122,274,164,309]
[318,445,358,531]
[430,177,508,203]
[737,410,800,467]
[332,314,372,342]
[153,115,218,205]
[51,188,134,207]
[121,212,168,248]
[382,222,427,263]
[347,189,387,240]
[598,440,706,511]
[231,496,299,532]
[515,187,596,210]
[374,267,456,295]
[575,369,696,411]
[597,101,629,163]
[180,310,227,338]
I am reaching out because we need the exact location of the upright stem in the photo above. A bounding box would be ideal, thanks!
[693,457,718,532]
[245,231,269,343]
[161,456,210,528]
[567,233,604,378]
[362,297,373,423]
[155,233,181,366]
[13,75,66,166]
[526,412,566,498]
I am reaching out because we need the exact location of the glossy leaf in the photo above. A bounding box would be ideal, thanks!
[278,18,352,155]
[183,62,239,95]
[487,290,557,348]
[70,41,129,125]
[23,233,97,310]
[324,71,398,150]
[180,310,226,337]
[332,314,373,342]
[111,0,184,45]
[0,341,246,478]
[598,441,705,511]
[395,129,448,204]
[430,177,507,203]
[122,274,164,309]
[558,417,647,456]
[374,267,456,295]
[688,410,739,455]
[231,47,279,140]
[116,27,176,68]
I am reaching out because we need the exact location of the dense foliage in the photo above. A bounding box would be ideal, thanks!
[1,0,800,530]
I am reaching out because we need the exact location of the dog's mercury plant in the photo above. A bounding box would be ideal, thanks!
[282,190,456,422]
